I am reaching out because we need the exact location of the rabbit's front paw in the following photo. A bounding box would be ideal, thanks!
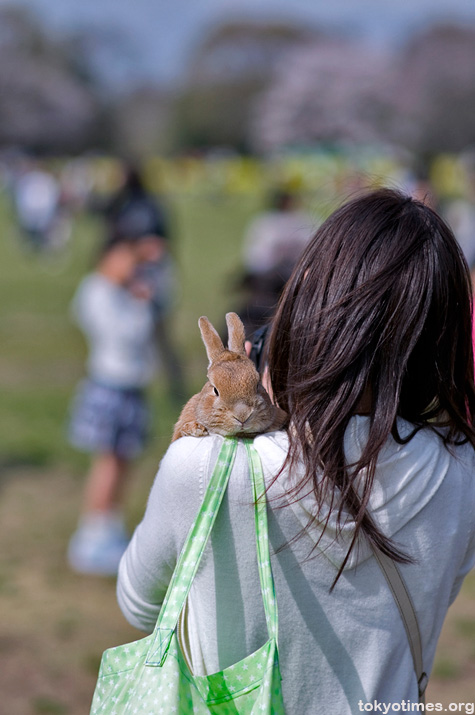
[179,422,209,438]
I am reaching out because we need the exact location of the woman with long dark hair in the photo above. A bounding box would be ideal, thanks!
[268,187,475,584]
[115,188,475,713]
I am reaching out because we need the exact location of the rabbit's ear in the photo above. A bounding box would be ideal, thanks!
[199,316,225,363]
[226,312,246,356]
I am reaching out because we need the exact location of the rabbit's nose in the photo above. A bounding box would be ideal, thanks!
[233,402,254,425]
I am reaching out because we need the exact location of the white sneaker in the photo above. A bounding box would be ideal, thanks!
[68,512,129,576]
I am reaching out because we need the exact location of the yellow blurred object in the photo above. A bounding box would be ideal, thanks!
[431,155,467,199]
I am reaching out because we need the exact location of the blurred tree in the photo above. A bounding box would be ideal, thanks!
[249,21,475,160]
[171,19,317,152]
[249,37,395,154]
[0,6,102,153]
[112,86,174,158]
[390,24,475,158]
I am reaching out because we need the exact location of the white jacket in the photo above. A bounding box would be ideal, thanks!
[117,418,475,714]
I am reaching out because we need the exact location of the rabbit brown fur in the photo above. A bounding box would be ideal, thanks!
[172,312,287,441]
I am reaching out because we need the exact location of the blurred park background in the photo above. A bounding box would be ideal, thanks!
[0,0,474,712]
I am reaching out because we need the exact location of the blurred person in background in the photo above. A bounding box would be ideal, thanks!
[102,161,186,406]
[67,228,159,576]
[236,188,315,337]
[443,152,475,272]
[12,158,70,250]
[59,157,95,213]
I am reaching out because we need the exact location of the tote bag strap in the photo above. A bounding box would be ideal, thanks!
[244,439,279,644]
[147,437,238,665]
[147,436,278,666]
[372,548,428,703]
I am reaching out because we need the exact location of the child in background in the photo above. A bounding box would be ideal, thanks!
[102,162,186,406]
[67,231,159,576]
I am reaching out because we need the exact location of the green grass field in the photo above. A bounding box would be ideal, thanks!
[0,190,473,714]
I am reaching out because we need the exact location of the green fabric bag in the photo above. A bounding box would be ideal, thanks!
[90,437,285,714]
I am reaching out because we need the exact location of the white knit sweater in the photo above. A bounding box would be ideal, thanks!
[117,418,475,714]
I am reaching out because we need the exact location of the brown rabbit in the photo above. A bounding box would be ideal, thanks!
[172,312,287,441]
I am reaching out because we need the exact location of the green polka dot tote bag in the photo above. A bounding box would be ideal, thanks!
[90,437,285,714]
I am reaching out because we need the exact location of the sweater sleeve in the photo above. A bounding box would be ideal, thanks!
[71,276,112,339]
[116,435,218,632]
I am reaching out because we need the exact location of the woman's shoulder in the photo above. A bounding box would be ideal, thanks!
[162,431,289,463]
[157,431,290,494]
[252,430,290,475]
[160,434,217,468]
[155,435,224,500]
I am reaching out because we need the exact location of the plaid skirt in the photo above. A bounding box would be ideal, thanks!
[68,379,150,460]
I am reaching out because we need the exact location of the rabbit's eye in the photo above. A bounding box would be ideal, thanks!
[213,387,219,396]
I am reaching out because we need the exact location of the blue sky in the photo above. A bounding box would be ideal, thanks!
[6,0,475,87]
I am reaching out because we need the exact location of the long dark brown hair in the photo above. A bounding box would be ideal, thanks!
[267,188,475,584]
